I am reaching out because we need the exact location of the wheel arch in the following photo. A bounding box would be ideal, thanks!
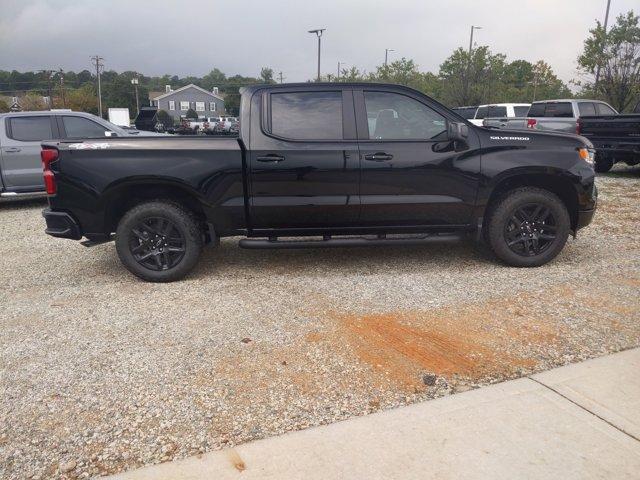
[483,172,580,231]
[102,178,210,234]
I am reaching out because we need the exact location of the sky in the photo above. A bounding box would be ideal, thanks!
[0,0,637,85]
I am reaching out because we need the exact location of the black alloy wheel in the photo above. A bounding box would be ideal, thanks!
[503,203,557,257]
[129,217,186,271]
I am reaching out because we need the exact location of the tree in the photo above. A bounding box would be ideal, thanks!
[185,108,198,119]
[0,99,9,113]
[260,67,275,84]
[20,93,48,111]
[578,10,640,111]
[156,109,174,127]
[65,84,98,114]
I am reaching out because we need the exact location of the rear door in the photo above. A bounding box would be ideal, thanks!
[0,115,57,191]
[248,87,360,230]
[355,88,480,227]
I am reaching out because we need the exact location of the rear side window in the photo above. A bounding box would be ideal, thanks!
[8,116,53,141]
[527,103,546,117]
[596,103,616,115]
[62,116,109,138]
[514,106,529,117]
[578,102,596,116]
[270,91,342,140]
[453,107,477,119]
[475,106,488,119]
[486,106,507,117]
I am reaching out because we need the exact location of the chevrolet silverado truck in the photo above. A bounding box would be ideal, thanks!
[42,83,598,282]
[577,113,640,172]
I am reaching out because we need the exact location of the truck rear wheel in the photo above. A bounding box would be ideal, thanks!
[487,187,570,267]
[115,200,203,282]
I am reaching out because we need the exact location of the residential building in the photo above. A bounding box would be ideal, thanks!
[149,84,225,123]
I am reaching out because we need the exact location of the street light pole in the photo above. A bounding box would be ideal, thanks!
[465,26,482,103]
[131,77,139,115]
[91,55,104,118]
[594,0,612,92]
[385,48,394,66]
[308,28,325,81]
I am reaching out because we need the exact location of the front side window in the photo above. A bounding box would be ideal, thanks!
[270,91,342,140]
[364,91,446,140]
[169,101,175,111]
[62,116,109,138]
[180,101,189,111]
[8,116,53,142]
[578,102,596,116]
[195,102,205,112]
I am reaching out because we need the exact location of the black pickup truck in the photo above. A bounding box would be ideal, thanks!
[577,112,640,172]
[42,83,598,282]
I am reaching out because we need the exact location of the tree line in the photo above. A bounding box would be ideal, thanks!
[0,10,637,116]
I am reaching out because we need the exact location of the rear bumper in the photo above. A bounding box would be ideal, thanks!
[42,208,82,240]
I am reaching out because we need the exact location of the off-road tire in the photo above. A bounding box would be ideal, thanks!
[115,200,203,282]
[594,154,614,173]
[487,187,570,267]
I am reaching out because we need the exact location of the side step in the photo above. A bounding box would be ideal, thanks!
[239,233,463,250]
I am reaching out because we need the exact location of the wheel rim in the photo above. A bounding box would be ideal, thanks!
[128,217,186,271]
[504,203,557,257]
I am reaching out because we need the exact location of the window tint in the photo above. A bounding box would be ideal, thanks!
[514,106,529,117]
[62,116,109,138]
[544,102,573,117]
[487,106,507,117]
[596,103,616,115]
[364,91,447,140]
[9,116,53,141]
[475,106,489,119]
[527,103,546,117]
[271,91,342,140]
[578,102,596,116]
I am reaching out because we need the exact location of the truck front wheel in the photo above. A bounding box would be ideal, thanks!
[487,187,570,267]
[594,153,614,173]
[115,200,203,282]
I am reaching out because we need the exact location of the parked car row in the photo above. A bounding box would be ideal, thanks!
[453,103,531,126]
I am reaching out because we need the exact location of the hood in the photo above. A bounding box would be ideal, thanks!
[480,127,593,149]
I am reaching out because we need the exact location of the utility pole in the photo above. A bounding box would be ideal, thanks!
[57,69,66,108]
[278,71,285,83]
[308,28,325,81]
[337,61,344,80]
[594,0,612,92]
[131,76,139,115]
[91,55,104,117]
[465,26,482,104]
[384,48,394,66]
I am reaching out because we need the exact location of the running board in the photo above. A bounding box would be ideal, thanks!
[1,191,46,198]
[239,233,463,250]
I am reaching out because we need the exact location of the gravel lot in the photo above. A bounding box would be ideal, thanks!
[1,166,639,479]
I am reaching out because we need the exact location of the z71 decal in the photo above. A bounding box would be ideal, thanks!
[68,143,111,150]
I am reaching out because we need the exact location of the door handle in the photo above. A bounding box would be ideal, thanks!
[364,152,393,161]
[257,154,285,163]
[5,147,21,153]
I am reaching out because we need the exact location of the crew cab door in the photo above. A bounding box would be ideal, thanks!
[354,89,480,227]
[248,87,360,231]
[0,115,57,191]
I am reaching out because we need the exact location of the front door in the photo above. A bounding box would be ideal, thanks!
[355,89,480,227]
[0,115,56,191]
[249,88,360,231]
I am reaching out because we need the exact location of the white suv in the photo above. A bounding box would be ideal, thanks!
[470,103,531,126]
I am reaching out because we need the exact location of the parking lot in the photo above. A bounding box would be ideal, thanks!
[1,167,639,479]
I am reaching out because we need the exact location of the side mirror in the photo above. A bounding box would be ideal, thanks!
[447,121,469,142]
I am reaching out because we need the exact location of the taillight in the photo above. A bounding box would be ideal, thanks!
[41,147,58,195]
[526,118,537,129]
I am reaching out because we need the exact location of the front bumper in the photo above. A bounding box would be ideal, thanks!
[42,208,82,240]
[576,185,597,231]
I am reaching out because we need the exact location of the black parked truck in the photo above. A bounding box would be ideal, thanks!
[42,83,598,282]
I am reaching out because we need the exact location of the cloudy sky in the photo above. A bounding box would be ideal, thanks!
[0,0,636,84]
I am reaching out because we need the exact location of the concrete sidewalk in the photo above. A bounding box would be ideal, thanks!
[111,348,640,480]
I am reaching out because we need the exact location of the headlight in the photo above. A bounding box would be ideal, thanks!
[578,147,595,166]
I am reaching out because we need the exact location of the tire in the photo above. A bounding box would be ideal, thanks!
[594,154,614,173]
[486,187,570,267]
[115,200,203,282]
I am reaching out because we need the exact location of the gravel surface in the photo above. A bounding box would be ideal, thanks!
[1,166,639,479]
